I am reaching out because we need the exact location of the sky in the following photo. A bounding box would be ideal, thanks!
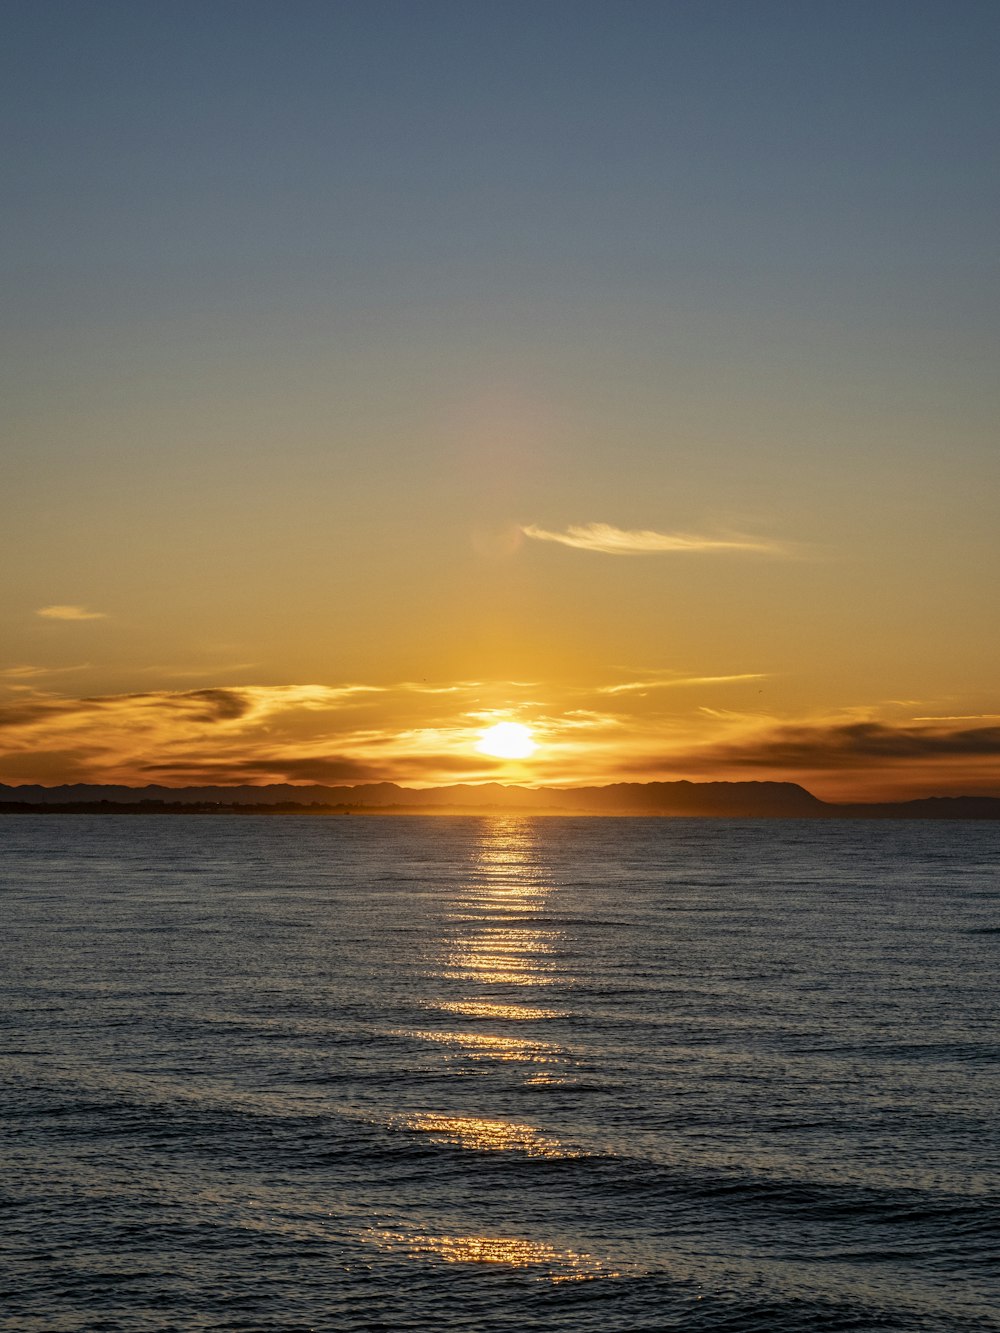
[2,0,999,800]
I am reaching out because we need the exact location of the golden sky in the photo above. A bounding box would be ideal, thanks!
[2,4,998,801]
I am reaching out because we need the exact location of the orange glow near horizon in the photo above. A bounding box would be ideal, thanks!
[0,675,998,802]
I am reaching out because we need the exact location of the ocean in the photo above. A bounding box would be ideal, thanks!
[1,815,997,1332]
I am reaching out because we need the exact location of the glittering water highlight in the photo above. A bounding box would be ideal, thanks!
[2,815,998,1331]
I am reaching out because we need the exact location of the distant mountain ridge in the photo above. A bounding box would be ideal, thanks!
[2,780,999,818]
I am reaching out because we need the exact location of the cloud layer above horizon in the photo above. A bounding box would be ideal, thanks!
[1,679,998,801]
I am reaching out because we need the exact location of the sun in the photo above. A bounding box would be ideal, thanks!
[476,721,537,760]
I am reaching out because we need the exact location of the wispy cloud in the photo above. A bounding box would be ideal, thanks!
[400,680,484,695]
[913,714,1000,721]
[520,523,788,556]
[1,664,90,680]
[600,672,768,695]
[36,605,107,621]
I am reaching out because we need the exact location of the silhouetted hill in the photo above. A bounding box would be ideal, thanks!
[2,781,999,818]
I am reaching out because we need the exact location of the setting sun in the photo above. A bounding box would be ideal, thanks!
[476,722,537,761]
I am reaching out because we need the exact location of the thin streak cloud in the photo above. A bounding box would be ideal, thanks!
[913,714,1000,721]
[1,664,90,680]
[600,673,768,695]
[520,523,788,556]
[36,605,107,621]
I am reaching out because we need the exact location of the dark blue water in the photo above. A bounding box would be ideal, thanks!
[1,816,997,1331]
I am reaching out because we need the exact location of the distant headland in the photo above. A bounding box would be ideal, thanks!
[2,781,999,819]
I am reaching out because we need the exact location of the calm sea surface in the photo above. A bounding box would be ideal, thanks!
[1,816,998,1332]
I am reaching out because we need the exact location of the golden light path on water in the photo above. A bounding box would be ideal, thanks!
[372,819,625,1282]
[369,1230,620,1283]
[401,1028,564,1063]
[427,820,576,1081]
[431,999,559,1021]
[401,1113,575,1158]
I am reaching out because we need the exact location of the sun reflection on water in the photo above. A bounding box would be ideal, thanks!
[400,1028,563,1062]
[383,820,608,1276]
[404,818,576,1060]
[430,999,559,1020]
[401,1112,576,1157]
[369,1229,619,1281]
